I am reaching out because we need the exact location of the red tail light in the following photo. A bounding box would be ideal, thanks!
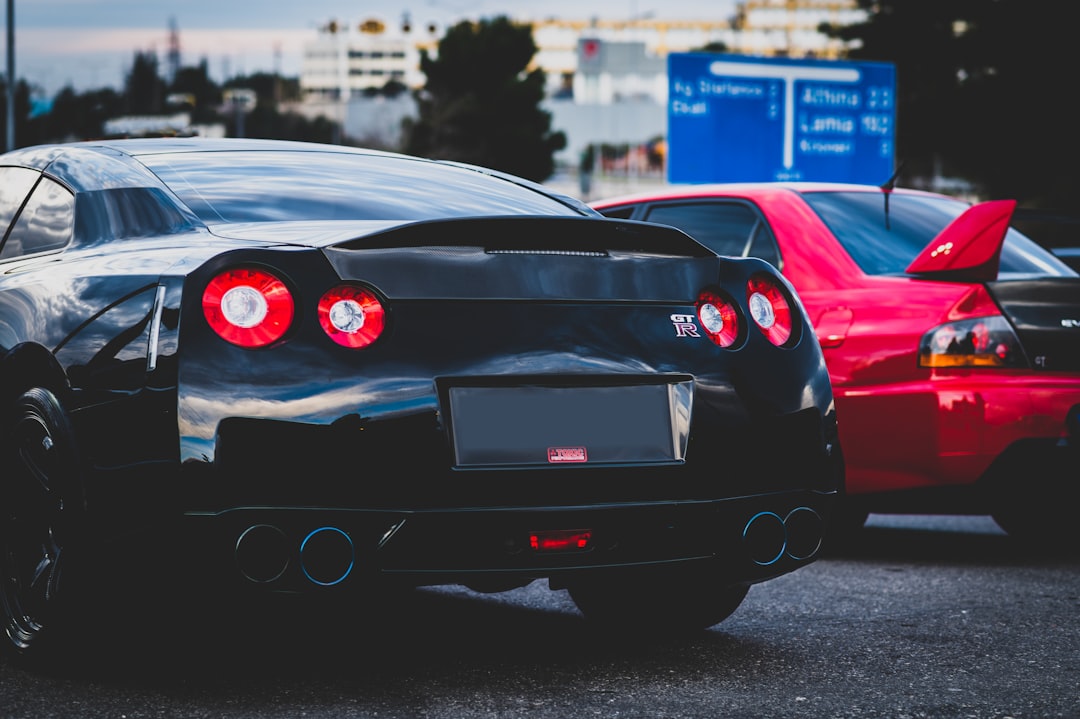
[529,529,593,552]
[747,274,793,346]
[202,267,294,348]
[696,289,741,348]
[919,315,1025,368]
[318,285,386,348]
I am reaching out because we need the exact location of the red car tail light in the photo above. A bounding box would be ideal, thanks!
[747,274,793,346]
[919,315,1026,368]
[318,285,386,348]
[529,529,593,552]
[696,289,741,348]
[202,267,294,348]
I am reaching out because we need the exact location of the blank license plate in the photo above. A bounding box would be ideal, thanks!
[447,383,684,468]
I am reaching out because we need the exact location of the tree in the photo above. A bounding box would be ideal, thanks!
[0,78,36,149]
[169,60,224,124]
[947,0,1080,207]
[124,51,167,115]
[404,16,566,182]
[235,102,338,144]
[33,86,124,142]
[824,0,1080,207]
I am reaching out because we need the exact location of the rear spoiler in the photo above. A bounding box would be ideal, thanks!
[905,199,1016,281]
[331,215,716,259]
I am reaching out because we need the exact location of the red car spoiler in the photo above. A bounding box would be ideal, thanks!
[905,199,1017,282]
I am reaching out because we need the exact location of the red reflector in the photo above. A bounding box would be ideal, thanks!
[529,529,592,552]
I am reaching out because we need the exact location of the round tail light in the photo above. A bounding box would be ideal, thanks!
[697,289,741,348]
[318,285,386,348]
[747,274,793,346]
[202,267,294,348]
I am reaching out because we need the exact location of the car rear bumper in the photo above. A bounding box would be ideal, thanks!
[119,489,838,596]
[839,376,1080,494]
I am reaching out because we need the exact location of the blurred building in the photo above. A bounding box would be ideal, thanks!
[300,18,425,101]
[292,1,866,162]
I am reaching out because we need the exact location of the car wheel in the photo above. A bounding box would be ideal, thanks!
[984,452,1078,556]
[0,388,88,669]
[568,566,750,633]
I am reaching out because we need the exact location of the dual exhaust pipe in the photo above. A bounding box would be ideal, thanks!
[742,507,824,566]
[235,524,355,586]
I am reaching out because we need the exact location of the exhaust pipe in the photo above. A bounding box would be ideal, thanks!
[300,526,355,586]
[235,524,290,583]
[742,507,824,566]
[743,512,786,566]
[234,524,357,587]
[784,506,824,561]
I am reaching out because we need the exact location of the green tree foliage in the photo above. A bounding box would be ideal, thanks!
[825,0,1078,206]
[404,16,567,182]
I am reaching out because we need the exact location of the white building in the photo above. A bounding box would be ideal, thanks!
[294,1,865,163]
[300,19,425,101]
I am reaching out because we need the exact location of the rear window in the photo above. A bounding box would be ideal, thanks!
[800,191,1077,278]
[641,201,782,269]
[138,150,583,224]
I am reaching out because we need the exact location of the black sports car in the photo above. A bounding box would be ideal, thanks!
[0,138,842,667]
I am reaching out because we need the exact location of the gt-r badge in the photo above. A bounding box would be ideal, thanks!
[670,313,701,337]
[548,447,588,463]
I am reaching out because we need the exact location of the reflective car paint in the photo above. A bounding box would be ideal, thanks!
[592,182,1080,547]
[0,139,842,667]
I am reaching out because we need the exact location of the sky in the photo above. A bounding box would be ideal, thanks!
[7,0,742,98]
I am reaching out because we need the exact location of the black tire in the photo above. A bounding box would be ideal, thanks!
[568,566,750,634]
[0,387,88,670]
[985,451,1078,556]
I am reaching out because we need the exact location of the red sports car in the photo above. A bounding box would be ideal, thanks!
[593,182,1080,548]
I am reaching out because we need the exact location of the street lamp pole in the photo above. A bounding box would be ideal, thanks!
[5,0,13,152]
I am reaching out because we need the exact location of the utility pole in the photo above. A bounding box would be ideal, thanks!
[167,16,181,84]
[6,0,14,152]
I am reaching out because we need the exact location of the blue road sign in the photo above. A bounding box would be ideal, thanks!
[667,53,896,184]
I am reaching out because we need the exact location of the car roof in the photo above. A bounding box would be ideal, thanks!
[0,138,595,214]
[0,138,409,190]
[6,137,398,161]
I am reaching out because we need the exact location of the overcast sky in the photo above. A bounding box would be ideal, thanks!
[8,0,741,97]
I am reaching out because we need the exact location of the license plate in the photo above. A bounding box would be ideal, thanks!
[446,381,691,468]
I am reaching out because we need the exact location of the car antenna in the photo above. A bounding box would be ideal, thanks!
[879,161,905,230]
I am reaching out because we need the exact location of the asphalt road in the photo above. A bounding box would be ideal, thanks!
[2,514,1078,719]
